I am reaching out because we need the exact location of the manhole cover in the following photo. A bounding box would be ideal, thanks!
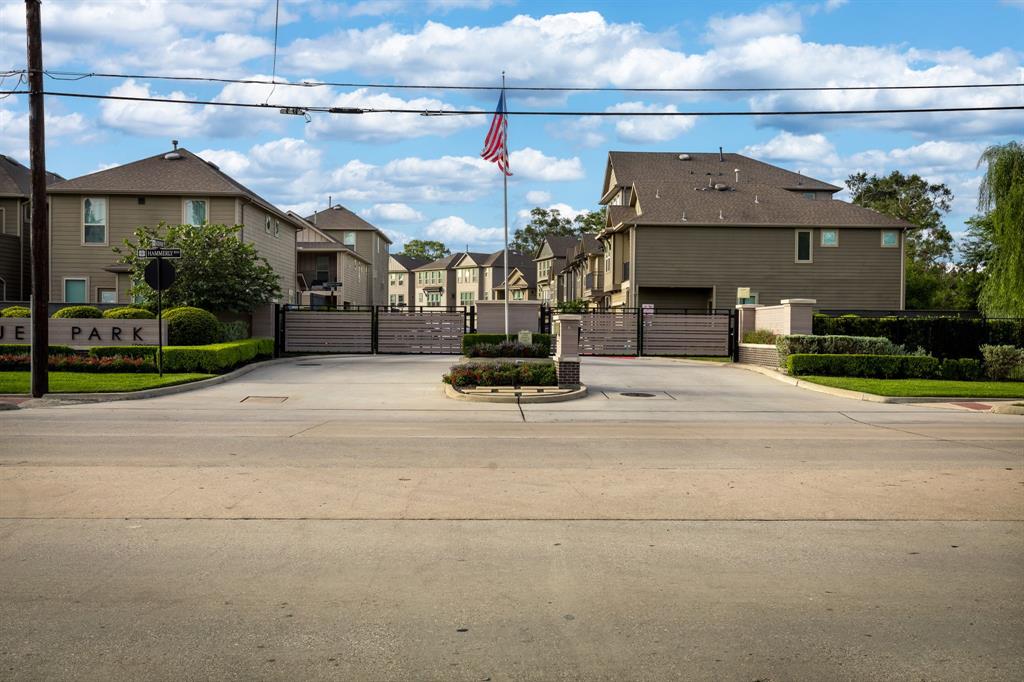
[620,392,656,398]
[241,396,288,404]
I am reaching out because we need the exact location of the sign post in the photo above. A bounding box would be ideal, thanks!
[141,248,180,376]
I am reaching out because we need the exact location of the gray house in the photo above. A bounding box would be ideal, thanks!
[0,154,63,301]
[388,254,428,307]
[597,151,910,310]
[304,205,391,306]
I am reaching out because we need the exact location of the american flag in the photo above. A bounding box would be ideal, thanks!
[481,90,511,176]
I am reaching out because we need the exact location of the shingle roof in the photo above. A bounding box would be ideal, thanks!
[390,254,430,271]
[482,249,531,269]
[414,253,463,271]
[535,235,579,260]
[0,154,63,197]
[306,205,393,242]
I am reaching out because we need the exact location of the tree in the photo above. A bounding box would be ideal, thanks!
[399,239,450,262]
[114,222,282,314]
[847,171,956,309]
[511,207,605,256]
[975,141,1024,317]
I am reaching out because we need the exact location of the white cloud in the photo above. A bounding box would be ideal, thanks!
[196,138,323,204]
[307,89,481,142]
[525,190,551,204]
[547,117,606,148]
[741,131,839,166]
[605,102,696,143]
[360,203,426,222]
[509,148,584,181]
[704,6,802,45]
[0,105,91,161]
[425,216,504,247]
[516,202,587,224]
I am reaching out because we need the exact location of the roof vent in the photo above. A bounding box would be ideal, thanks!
[678,153,691,160]
[714,183,729,191]
[718,210,724,220]
[734,168,740,183]
[332,205,343,210]
[655,188,660,199]
[754,194,760,204]
[163,152,182,160]
[171,139,178,150]
[681,212,687,222]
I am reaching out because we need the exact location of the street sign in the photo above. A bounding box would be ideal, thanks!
[144,258,177,291]
[137,247,182,259]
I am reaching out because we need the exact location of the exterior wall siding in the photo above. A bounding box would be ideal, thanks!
[0,197,25,300]
[240,202,297,304]
[635,225,903,310]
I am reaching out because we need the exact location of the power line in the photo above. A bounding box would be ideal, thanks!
[1,89,1022,117]
[21,69,1024,94]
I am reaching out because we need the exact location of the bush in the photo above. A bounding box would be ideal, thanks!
[1,306,30,318]
[51,305,104,319]
[557,299,589,313]
[163,306,222,345]
[786,354,940,379]
[161,338,273,374]
[939,358,985,381]
[980,345,1024,380]
[102,307,155,320]
[0,344,75,356]
[220,320,250,342]
[443,360,557,387]
[462,333,551,355]
[467,341,548,358]
[0,353,155,373]
[776,334,905,367]
[742,329,777,344]
[89,346,157,360]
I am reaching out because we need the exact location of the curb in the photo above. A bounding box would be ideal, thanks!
[990,403,1024,415]
[730,362,1024,404]
[11,356,298,408]
[444,383,589,404]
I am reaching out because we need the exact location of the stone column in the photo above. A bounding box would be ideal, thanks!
[553,313,581,389]
[780,299,817,335]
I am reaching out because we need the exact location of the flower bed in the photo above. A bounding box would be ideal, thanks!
[0,353,156,373]
[443,360,557,387]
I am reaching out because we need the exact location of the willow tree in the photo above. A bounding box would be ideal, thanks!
[977,141,1024,317]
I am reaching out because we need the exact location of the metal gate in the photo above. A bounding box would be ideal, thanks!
[377,308,466,354]
[278,305,471,355]
[280,307,373,353]
[579,310,639,355]
[578,308,736,358]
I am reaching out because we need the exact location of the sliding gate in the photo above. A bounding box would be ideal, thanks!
[278,305,472,355]
[578,308,736,358]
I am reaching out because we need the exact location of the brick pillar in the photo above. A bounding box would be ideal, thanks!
[553,313,581,389]
[780,299,817,335]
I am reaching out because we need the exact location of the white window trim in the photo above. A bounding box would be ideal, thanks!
[881,229,899,248]
[820,228,839,247]
[82,197,108,247]
[274,219,281,238]
[63,277,89,303]
[96,287,118,304]
[343,231,356,246]
[795,229,813,263]
[265,215,272,234]
[182,198,208,226]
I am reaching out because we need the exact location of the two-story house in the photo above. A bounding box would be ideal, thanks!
[0,154,63,301]
[45,145,301,306]
[559,234,603,306]
[412,248,535,308]
[304,205,391,306]
[292,213,373,306]
[533,235,577,304]
[413,253,460,308]
[388,254,429,307]
[481,250,535,301]
[596,151,910,310]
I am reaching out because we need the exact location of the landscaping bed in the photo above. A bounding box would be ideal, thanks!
[443,360,557,387]
[797,376,1024,399]
[0,372,213,394]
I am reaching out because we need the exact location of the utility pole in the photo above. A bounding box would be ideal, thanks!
[26,0,49,397]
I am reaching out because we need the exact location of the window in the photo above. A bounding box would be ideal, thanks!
[265,216,272,234]
[274,220,281,238]
[390,294,397,305]
[342,231,356,246]
[803,192,816,200]
[64,278,87,303]
[397,294,404,305]
[98,288,117,304]
[315,255,329,283]
[418,292,424,303]
[0,207,10,235]
[83,198,107,244]
[881,230,899,248]
[426,291,441,305]
[512,290,525,301]
[389,273,396,286]
[183,199,207,226]
[795,229,812,263]
[820,229,838,247]
[460,291,474,305]
[737,292,759,305]
[398,274,404,285]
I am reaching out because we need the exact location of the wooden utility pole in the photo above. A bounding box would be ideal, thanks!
[26,0,48,397]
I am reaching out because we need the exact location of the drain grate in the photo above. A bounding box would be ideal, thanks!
[241,396,288,404]
[620,392,656,398]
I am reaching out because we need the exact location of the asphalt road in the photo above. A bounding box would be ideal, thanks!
[1,356,1022,680]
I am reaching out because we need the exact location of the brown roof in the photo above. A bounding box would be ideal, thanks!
[390,254,430,271]
[415,252,463,271]
[535,235,579,261]
[306,205,393,243]
[0,154,63,197]
[47,147,301,229]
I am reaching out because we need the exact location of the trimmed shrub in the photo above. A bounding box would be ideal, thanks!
[786,354,940,379]
[1,306,30,318]
[980,345,1024,380]
[220,320,250,342]
[776,334,905,367]
[163,306,222,345]
[0,344,74,356]
[103,307,155,320]
[161,338,273,374]
[89,346,158,360]
[742,329,777,344]
[52,305,103,319]
[462,333,551,355]
[939,358,984,381]
[467,341,548,358]
[443,360,557,387]
[0,353,154,373]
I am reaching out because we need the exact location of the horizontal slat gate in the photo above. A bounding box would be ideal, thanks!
[642,314,730,356]
[377,311,465,354]
[580,312,638,356]
[284,310,372,353]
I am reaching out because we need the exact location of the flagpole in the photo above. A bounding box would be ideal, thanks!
[502,71,509,339]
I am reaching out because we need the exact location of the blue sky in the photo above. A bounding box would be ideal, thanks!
[1,0,1021,252]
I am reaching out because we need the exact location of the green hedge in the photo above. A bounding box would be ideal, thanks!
[102,307,155,319]
[0,344,75,356]
[443,360,557,387]
[812,315,1024,359]
[1,306,30,318]
[776,334,905,366]
[742,329,777,344]
[52,305,104,319]
[161,338,273,373]
[939,358,984,381]
[163,306,222,345]
[462,333,551,355]
[787,354,940,379]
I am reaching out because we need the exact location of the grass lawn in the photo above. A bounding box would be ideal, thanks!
[799,376,1024,398]
[0,372,214,395]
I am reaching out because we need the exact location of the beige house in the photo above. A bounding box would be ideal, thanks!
[559,234,603,306]
[292,214,373,306]
[411,248,535,308]
[534,235,576,304]
[303,205,390,306]
[0,154,63,301]
[45,145,301,305]
[413,253,461,308]
[388,254,428,307]
[596,151,910,309]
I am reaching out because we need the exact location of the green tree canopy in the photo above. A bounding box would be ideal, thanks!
[975,141,1024,317]
[114,222,282,314]
[399,239,450,262]
[511,207,605,256]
